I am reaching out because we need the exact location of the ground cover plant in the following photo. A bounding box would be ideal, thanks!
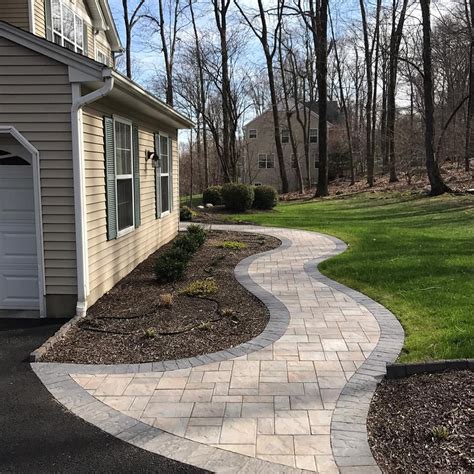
[41,230,280,364]
[231,192,474,362]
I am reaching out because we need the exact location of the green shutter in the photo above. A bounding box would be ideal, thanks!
[133,125,141,228]
[104,116,117,240]
[154,133,161,218]
[44,0,53,41]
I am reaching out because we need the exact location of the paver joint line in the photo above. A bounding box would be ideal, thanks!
[32,223,404,473]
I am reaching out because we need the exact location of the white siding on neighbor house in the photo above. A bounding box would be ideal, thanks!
[0,0,30,31]
[83,104,180,307]
[0,36,76,296]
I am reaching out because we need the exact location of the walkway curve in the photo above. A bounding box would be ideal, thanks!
[32,224,404,473]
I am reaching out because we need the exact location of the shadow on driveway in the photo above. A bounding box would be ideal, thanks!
[0,319,207,473]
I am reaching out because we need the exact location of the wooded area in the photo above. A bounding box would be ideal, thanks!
[119,0,474,197]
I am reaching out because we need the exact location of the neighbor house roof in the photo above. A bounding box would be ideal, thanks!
[0,20,193,129]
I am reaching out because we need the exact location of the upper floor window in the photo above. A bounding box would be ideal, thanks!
[291,154,298,168]
[309,128,318,143]
[96,49,109,65]
[258,153,274,169]
[248,129,257,139]
[281,129,290,144]
[52,0,84,54]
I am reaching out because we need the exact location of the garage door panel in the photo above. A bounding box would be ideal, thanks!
[0,188,35,221]
[0,229,37,264]
[0,272,39,309]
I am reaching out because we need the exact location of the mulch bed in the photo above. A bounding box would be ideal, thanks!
[41,230,279,364]
[368,370,474,473]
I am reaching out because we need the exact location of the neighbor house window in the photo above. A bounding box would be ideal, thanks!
[249,129,257,139]
[309,128,318,143]
[281,129,290,144]
[291,154,298,168]
[52,0,84,54]
[114,118,134,234]
[313,153,319,168]
[258,153,274,169]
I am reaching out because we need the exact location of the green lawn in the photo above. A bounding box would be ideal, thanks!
[231,192,474,362]
[180,193,203,207]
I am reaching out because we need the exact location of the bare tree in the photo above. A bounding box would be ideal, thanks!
[121,0,145,79]
[465,0,474,171]
[235,0,289,193]
[420,0,450,195]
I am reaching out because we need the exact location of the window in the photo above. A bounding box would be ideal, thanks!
[52,0,84,54]
[0,150,29,166]
[154,133,172,217]
[291,154,298,169]
[313,153,319,168]
[114,118,134,234]
[96,49,108,65]
[281,129,290,144]
[248,129,257,139]
[309,128,318,143]
[258,153,274,169]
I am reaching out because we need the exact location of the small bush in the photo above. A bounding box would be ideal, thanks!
[431,425,449,440]
[143,327,156,338]
[173,233,201,255]
[180,206,193,221]
[159,293,173,307]
[197,321,212,331]
[155,248,189,282]
[203,185,223,205]
[187,224,207,246]
[253,185,278,210]
[217,240,247,250]
[221,183,254,212]
[180,278,218,297]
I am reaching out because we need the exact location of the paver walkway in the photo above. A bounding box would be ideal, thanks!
[32,225,404,473]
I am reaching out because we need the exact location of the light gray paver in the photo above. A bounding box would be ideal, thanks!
[32,224,404,473]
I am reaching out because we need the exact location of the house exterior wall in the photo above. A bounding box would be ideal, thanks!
[0,36,77,316]
[83,103,180,308]
[33,0,114,65]
[243,110,320,192]
[0,0,30,31]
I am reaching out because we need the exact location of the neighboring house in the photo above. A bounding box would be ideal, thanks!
[0,1,193,319]
[242,101,341,192]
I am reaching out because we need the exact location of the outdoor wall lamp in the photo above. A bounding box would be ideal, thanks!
[146,150,160,168]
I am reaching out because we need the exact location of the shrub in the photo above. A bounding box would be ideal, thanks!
[155,248,189,282]
[221,183,254,212]
[180,206,193,221]
[180,278,218,297]
[187,224,207,246]
[217,240,247,250]
[143,327,156,338]
[203,185,223,205]
[159,293,173,307]
[173,233,200,255]
[253,185,278,210]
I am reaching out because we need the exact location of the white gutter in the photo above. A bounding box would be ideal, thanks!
[71,69,114,316]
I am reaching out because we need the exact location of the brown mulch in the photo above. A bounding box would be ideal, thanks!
[368,370,474,473]
[41,230,280,364]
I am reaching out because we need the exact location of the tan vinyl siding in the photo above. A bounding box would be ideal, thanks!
[0,36,76,296]
[34,0,46,38]
[83,105,180,307]
[0,0,30,30]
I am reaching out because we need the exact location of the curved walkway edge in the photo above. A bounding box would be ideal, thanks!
[32,224,404,474]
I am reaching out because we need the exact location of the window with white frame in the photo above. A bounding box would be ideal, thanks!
[96,49,109,65]
[258,153,274,169]
[159,135,170,214]
[309,128,318,143]
[52,0,84,54]
[281,129,290,144]
[114,118,134,233]
[249,129,257,139]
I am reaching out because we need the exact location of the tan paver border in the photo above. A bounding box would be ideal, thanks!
[32,224,404,473]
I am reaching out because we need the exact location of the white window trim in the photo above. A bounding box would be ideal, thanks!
[113,115,135,238]
[281,129,290,143]
[96,49,108,64]
[249,129,257,139]
[258,153,274,169]
[309,128,318,143]
[52,0,85,54]
[158,132,171,217]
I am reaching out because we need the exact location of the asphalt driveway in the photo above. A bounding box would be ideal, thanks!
[0,318,206,473]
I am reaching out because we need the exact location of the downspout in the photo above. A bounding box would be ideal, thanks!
[28,0,35,34]
[71,69,114,316]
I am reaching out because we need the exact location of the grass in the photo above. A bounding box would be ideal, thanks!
[180,193,203,207]
[231,191,474,362]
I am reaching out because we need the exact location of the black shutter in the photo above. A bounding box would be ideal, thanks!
[104,117,117,240]
[133,125,140,228]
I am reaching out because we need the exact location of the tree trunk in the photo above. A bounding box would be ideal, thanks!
[465,0,474,171]
[420,0,450,196]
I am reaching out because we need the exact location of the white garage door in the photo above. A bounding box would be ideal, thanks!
[0,155,39,310]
